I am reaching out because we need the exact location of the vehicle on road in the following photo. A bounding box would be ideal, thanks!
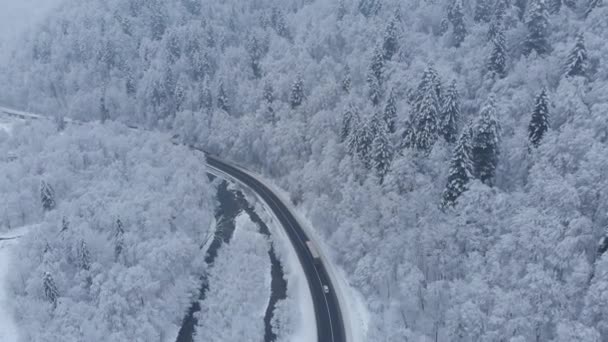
[306,240,321,264]
[323,285,330,294]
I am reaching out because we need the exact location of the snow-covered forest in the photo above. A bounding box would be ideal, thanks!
[0,121,215,341]
[1,0,607,340]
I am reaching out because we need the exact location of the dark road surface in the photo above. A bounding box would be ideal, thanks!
[204,154,346,342]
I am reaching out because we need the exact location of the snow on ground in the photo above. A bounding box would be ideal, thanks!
[0,226,32,342]
[252,200,316,342]
[205,164,317,342]
[195,212,270,342]
[213,160,370,342]
[0,117,13,134]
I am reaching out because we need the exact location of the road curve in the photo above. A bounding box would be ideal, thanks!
[204,153,346,342]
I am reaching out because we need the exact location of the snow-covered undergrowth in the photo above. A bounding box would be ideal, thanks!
[0,121,215,341]
[195,214,270,342]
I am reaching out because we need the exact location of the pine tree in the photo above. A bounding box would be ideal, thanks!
[367,45,385,105]
[248,35,264,79]
[341,105,360,143]
[441,130,473,208]
[451,0,467,47]
[528,88,550,148]
[383,17,399,61]
[471,96,501,186]
[384,90,398,134]
[369,45,385,83]
[200,82,213,110]
[585,0,602,18]
[100,95,110,123]
[358,0,382,17]
[342,66,352,94]
[348,119,374,168]
[441,80,461,144]
[40,180,56,212]
[263,81,275,122]
[475,0,494,22]
[290,73,305,109]
[43,272,59,309]
[523,0,551,56]
[217,82,229,112]
[406,66,443,153]
[368,74,382,106]
[371,123,394,182]
[564,33,588,79]
[114,218,125,261]
[77,240,91,271]
[271,8,291,40]
[488,24,507,78]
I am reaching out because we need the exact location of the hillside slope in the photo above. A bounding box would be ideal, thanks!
[1,0,607,340]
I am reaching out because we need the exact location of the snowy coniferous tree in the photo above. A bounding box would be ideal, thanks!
[248,36,264,79]
[263,81,275,122]
[43,272,59,309]
[564,33,588,79]
[200,82,213,110]
[368,74,382,106]
[114,218,125,261]
[367,45,385,105]
[451,0,467,47]
[348,119,374,168]
[383,17,399,61]
[441,80,461,144]
[369,45,385,83]
[441,130,473,208]
[271,8,291,40]
[40,180,56,212]
[342,66,352,94]
[475,0,494,22]
[523,0,551,56]
[78,240,91,271]
[100,95,110,123]
[290,73,305,109]
[341,105,360,143]
[358,0,382,17]
[471,96,501,186]
[217,82,229,112]
[384,90,398,134]
[411,86,441,153]
[488,24,507,78]
[371,123,394,182]
[404,66,442,152]
[528,88,550,148]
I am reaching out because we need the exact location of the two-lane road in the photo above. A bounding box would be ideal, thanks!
[204,154,346,342]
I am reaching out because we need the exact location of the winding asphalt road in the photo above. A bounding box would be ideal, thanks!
[203,153,346,342]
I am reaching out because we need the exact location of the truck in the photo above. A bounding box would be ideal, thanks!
[306,240,321,264]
